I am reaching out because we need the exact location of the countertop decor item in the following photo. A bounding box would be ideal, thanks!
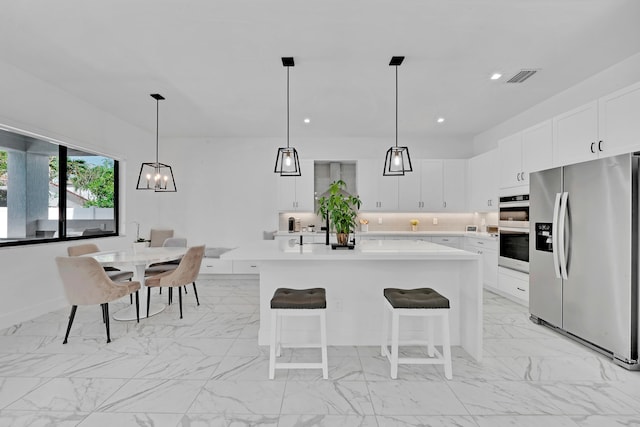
[360,218,369,232]
[274,57,301,177]
[135,94,177,192]
[383,56,413,176]
[317,180,361,247]
[410,219,419,231]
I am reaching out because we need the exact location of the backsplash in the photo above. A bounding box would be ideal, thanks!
[279,212,498,233]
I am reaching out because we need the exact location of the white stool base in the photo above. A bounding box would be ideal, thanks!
[269,308,328,379]
[381,299,452,380]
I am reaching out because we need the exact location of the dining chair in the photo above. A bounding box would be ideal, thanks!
[149,229,174,247]
[145,237,187,276]
[55,256,141,344]
[68,244,135,303]
[144,245,205,319]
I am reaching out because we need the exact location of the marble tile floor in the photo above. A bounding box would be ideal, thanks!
[0,278,639,426]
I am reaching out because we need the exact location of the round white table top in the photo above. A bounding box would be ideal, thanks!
[87,247,186,267]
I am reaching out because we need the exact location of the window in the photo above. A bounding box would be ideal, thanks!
[0,128,119,246]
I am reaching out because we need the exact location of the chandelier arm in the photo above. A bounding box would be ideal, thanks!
[287,66,290,149]
[395,65,398,148]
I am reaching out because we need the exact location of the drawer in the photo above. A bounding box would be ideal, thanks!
[432,236,461,248]
[232,260,260,274]
[498,267,529,302]
[199,259,232,274]
[465,237,498,251]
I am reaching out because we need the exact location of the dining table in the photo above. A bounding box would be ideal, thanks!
[87,246,187,321]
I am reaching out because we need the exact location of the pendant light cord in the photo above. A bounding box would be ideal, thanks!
[286,66,290,149]
[395,65,398,148]
[155,98,160,168]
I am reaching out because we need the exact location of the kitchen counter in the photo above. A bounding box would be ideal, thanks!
[222,240,482,360]
[275,230,498,241]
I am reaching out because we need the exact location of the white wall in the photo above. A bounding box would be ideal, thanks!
[473,53,640,154]
[0,60,162,329]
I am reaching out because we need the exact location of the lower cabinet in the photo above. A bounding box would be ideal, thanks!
[464,237,498,290]
[432,236,461,249]
[199,259,260,275]
[497,266,529,305]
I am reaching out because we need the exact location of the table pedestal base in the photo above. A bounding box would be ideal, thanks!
[113,301,166,321]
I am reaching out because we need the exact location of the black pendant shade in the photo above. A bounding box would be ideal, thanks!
[383,56,413,176]
[136,93,177,192]
[274,57,301,177]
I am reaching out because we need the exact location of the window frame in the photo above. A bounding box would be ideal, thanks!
[0,133,120,248]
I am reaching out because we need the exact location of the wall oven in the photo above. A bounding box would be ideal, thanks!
[499,194,529,273]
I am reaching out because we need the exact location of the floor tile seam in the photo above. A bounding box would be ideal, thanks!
[439,377,476,418]
[94,378,206,413]
[0,377,56,411]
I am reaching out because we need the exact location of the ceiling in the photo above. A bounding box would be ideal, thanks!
[1,0,640,142]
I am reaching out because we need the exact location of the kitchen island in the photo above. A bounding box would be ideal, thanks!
[222,239,483,361]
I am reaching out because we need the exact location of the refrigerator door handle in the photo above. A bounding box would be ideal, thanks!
[552,192,562,279]
[558,191,569,280]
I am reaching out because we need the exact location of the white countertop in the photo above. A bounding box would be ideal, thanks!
[222,239,480,261]
[275,230,498,241]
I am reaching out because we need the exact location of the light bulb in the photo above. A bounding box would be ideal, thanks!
[154,174,160,181]
[284,153,292,167]
[146,173,151,180]
[394,152,401,166]
[164,175,168,181]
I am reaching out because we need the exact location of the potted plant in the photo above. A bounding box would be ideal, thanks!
[317,180,362,246]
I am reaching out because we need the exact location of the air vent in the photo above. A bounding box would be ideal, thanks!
[506,69,538,83]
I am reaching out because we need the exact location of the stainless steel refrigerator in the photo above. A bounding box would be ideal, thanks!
[529,153,639,369]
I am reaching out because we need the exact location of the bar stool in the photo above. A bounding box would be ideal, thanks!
[269,288,328,379]
[381,287,452,379]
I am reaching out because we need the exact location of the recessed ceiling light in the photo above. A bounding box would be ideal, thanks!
[437,117,445,123]
[304,118,311,124]
[490,73,502,81]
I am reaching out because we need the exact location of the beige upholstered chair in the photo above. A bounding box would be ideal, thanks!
[145,237,187,276]
[145,245,205,318]
[55,256,141,344]
[149,229,174,247]
[68,244,135,303]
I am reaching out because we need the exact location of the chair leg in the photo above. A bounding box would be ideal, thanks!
[135,291,140,323]
[192,282,200,306]
[159,287,162,295]
[184,285,188,294]
[63,305,77,344]
[168,287,172,305]
[147,287,151,318]
[101,304,106,324]
[178,286,183,319]
[103,303,111,343]
[391,310,399,379]
[130,294,133,304]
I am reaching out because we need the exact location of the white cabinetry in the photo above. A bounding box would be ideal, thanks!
[554,82,640,167]
[398,159,466,212]
[553,101,599,166]
[276,160,314,211]
[357,159,398,211]
[499,120,553,190]
[464,237,498,289]
[498,267,529,305]
[468,149,498,212]
[432,236,462,249]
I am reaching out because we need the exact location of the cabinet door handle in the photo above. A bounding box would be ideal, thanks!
[516,287,526,292]
[521,171,525,181]
[443,201,447,208]
[598,140,603,152]
[516,172,521,181]
[590,142,596,153]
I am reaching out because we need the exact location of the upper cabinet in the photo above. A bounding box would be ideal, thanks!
[276,159,315,211]
[598,81,640,158]
[499,120,553,190]
[553,101,599,166]
[398,159,466,212]
[468,149,498,212]
[554,81,640,167]
[357,159,399,211]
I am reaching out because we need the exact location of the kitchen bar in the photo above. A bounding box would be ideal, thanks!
[222,239,483,361]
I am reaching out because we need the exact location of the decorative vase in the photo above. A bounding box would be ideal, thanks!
[336,233,349,246]
[411,225,418,232]
[361,224,368,232]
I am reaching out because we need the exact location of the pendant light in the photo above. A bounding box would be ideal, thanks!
[136,93,177,192]
[274,57,301,177]
[383,56,413,176]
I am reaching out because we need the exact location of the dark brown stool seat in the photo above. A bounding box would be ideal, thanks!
[270,288,326,309]
[384,288,450,309]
